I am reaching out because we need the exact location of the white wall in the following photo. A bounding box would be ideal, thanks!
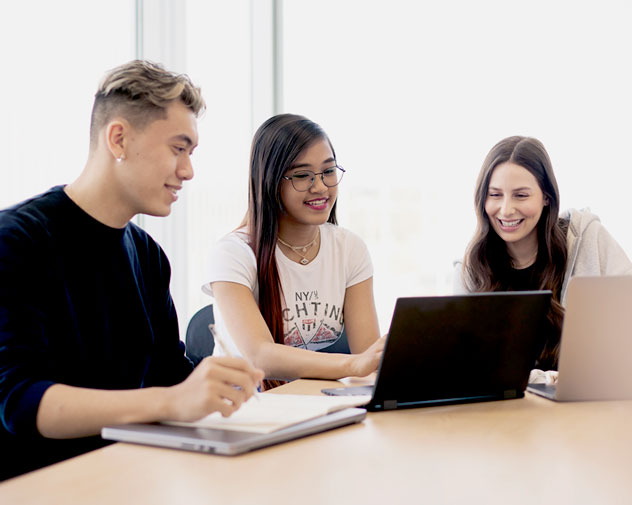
[283,0,632,330]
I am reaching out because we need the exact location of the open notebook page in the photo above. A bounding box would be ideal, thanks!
[164,394,371,434]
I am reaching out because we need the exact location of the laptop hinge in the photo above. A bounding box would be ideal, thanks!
[383,400,398,410]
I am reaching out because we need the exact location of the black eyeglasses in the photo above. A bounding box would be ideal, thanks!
[282,166,346,192]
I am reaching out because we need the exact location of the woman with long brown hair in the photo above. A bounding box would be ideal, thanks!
[202,114,383,385]
[455,136,632,371]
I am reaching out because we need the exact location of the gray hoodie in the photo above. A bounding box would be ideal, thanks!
[560,208,632,303]
[453,208,632,305]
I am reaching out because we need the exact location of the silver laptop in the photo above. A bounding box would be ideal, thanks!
[101,408,365,455]
[527,275,632,401]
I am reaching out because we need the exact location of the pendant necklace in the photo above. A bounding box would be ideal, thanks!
[277,228,320,265]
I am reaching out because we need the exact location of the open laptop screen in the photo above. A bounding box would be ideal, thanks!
[369,291,552,410]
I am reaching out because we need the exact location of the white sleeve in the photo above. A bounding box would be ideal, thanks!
[202,234,257,297]
[345,230,373,288]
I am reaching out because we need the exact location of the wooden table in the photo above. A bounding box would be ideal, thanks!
[1,378,631,505]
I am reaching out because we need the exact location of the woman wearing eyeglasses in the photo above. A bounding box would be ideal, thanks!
[202,114,384,386]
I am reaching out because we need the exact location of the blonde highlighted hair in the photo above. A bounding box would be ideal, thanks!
[89,60,205,147]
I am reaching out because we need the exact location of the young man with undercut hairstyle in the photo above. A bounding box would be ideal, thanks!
[0,60,263,480]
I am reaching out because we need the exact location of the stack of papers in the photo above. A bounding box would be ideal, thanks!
[164,393,371,434]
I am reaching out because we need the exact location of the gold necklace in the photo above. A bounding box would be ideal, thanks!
[277,229,320,265]
[511,249,538,269]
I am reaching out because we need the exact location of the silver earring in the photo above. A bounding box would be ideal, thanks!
[117,155,125,163]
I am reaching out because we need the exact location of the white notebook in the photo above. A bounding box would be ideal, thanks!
[164,393,371,434]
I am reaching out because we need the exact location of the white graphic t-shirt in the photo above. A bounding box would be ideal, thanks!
[202,223,373,357]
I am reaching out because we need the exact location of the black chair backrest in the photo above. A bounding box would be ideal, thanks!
[185,305,215,366]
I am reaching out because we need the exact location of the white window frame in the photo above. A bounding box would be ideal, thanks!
[136,0,283,338]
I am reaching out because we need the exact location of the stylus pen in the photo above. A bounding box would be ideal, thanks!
[208,324,261,401]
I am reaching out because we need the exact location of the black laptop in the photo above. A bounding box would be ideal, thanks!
[323,291,551,411]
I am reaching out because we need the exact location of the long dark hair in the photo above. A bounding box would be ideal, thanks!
[462,136,568,368]
[246,113,337,346]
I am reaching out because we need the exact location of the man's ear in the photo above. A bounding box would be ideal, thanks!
[105,119,128,162]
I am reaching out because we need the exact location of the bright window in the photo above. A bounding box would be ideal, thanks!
[283,0,632,330]
[181,0,254,319]
[0,1,134,208]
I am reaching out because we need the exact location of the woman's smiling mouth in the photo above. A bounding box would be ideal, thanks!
[304,198,328,211]
[498,218,523,230]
